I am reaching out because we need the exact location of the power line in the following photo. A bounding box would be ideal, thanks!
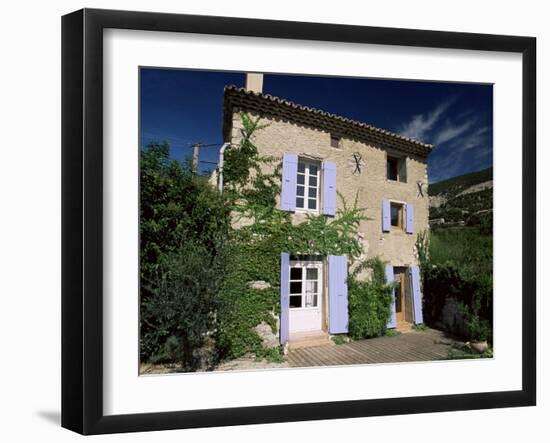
[186,142,221,148]
[140,132,222,148]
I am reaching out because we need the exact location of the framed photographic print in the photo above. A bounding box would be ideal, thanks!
[61,8,536,435]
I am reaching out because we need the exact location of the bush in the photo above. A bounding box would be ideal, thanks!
[142,239,227,371]
[139,142,230,363]
[348,258,394,340]
[418,227,493,343]
[464,313,491,342]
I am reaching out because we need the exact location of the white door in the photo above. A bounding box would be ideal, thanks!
[289,260,323,332]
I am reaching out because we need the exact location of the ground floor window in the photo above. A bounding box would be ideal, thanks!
[289,261,321,308]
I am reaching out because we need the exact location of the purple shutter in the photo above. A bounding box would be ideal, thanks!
[280,153,298,211]
[411,265,424,324]
[406,203,414,233]
[280,253,290,344]
[382,199,391,232]
[328,255,348,334]
[385,265,396,328]
[322,161,337,216]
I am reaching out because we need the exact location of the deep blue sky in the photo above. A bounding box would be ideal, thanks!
[140,68,493,183]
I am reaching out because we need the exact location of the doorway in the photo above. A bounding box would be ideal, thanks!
[393,267,410,324]
[288,259,323,333]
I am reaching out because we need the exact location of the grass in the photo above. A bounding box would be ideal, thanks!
[255,347,286,363]
[412,323,429,331]
[446,347,493,360]
[429,227,493,277]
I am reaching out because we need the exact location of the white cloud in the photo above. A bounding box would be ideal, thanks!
[432,118,476,145]
[400,98,492,183]
[448,126,490,152]
[397,97,456,141]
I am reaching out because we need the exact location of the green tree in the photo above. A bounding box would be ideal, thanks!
[140,142,229,363]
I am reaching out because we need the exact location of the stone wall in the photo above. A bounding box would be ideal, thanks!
[228,112,430,267]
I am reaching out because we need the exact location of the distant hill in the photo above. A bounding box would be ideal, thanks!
[428,167,493,234]
[429,167,493,197]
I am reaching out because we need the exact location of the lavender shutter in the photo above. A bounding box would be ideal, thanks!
[328,255,349,334]
[280,153,298,211]
[385,264,396,328]
[322,161,337,216]
[406,203,414,233]
[382,199,391,232]
[280,252,290,344]
[411,265,424,324]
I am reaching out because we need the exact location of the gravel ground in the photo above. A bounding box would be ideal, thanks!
[140,354,289,375]
[214,354,289,371]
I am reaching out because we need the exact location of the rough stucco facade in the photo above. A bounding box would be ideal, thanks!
[227,108,430,268]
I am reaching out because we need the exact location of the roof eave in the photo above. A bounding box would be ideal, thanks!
[222,86,433,158]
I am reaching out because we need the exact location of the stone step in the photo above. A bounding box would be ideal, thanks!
[396,321,414,333]
[288,331,332,350]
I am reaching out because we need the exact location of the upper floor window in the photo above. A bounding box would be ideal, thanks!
[387,155,407,182]
[382,199,414,234]
[330,134,341,149]
[296,159,320,212]
[280,153,336,216]
[390,202,404,229]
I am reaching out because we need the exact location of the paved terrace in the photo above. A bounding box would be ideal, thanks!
[287,328,458,368]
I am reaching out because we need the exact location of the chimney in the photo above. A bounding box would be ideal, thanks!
[245,72,263,94]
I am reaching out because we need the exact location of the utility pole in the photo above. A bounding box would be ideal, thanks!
[189,141,220,175]
[192,143,199,174]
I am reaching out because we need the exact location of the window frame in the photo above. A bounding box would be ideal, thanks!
[390,201,405,230]
[386,154,407,183]
[295,158,321,214]
[288,260,323,310]
[330,134,341,149]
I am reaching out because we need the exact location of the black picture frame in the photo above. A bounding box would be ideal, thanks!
[62,8,536,435]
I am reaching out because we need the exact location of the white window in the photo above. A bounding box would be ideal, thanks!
[289,262,321,309]
[296,159,320,212]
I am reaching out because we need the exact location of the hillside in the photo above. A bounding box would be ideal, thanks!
[429,167,492,197]
[428,167,493,233]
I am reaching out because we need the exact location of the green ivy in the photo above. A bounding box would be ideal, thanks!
[347,258,395,339]
[215,113,392,361]
[140,113,395,366]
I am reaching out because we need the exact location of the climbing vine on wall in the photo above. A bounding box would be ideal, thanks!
[215,113,372,361]
[140,112,394,368]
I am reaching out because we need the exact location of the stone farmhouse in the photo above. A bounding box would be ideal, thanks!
[219,74,432,348]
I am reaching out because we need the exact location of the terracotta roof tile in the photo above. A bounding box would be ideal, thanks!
[223,86,433,158]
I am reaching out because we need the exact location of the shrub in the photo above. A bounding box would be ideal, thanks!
[348,258,394,340]
[139,142,229,363]
[142,239,227,371]
[465,314,491,342]
[331,335,348,345]
[418,227,493,343]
